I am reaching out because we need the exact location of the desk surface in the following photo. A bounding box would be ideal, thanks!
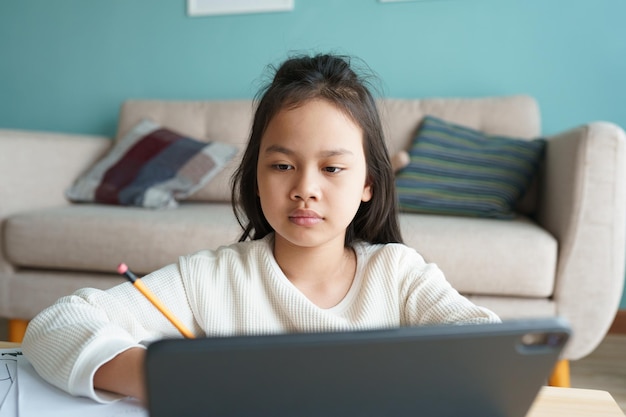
[530,386,625,417]
[1,342,623,417]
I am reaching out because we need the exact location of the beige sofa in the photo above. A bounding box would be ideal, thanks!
[1,96,624,365]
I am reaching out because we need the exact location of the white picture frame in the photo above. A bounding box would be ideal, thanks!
[188,0,294,16]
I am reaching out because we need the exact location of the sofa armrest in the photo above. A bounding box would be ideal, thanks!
[537,122,626,359]
[0,129,112,276]
[0,129,112,219]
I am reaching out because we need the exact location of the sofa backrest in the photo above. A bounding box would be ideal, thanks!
[117,95,541,203]
[378,96,541,154]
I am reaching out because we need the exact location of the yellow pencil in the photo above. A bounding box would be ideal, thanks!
[117,263,195,339]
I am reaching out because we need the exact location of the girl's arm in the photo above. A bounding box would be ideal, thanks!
[94,347,147,403]
[399,249,500,325]
[21,262,200,403]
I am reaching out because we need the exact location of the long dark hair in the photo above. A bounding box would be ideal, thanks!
[232,53,403,246]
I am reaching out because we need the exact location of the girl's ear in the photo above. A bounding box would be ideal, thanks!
[361,177,373,202]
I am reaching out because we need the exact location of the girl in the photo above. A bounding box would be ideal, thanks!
[22,53,499,404]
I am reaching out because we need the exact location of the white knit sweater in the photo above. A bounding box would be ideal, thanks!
[22,234,499,402]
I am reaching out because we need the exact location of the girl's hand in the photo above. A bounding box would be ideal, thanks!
[94,347,147,404]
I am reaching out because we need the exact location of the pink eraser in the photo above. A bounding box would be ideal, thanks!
[117,263,128,274]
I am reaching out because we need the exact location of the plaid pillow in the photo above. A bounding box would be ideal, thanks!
[395,116,546,219]
[66,119,238,209]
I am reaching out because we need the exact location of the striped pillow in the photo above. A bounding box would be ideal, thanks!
[66,119,238,209]
[395,116,546,219]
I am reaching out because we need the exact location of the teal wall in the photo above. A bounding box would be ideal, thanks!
[1,0,626,308]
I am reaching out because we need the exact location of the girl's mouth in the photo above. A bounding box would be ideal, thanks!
[289,209,323,226]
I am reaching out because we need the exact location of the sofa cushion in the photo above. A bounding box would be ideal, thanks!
[395,116,546,219]
[400,213,557,298]
[4,205,556,298]
[116,100,253,203]
[66,119,238,209]
[4,204,242,275]
[117,96,541,204]
[378,96,541,156]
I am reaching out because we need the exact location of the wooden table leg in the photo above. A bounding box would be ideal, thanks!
[8,319,29,343]
[548,359,571,387]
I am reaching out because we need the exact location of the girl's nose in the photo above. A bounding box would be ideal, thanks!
[290,170,321,201]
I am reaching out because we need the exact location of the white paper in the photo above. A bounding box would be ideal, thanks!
[0,380,16,417]
[1,355,17,405]
[15,354,147,417]
[0,350,19,417]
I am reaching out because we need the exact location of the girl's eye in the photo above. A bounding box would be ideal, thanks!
[324,167,343,174]
[273,164,293,171]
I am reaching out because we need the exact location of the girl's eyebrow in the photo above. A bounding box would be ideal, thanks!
[263,144,294,156]
[263,144,354,158]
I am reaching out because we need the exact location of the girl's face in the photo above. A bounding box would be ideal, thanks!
[257,99,372,250]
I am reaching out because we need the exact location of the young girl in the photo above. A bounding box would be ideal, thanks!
[22,53,499,404]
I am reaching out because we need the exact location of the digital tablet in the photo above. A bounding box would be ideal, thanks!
[146,317,570,417]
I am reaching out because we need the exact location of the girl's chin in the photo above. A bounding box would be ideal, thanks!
[274,229,346,250]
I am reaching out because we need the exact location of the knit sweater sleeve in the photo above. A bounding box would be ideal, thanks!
[21,262,200,403]
[392,245,501,325]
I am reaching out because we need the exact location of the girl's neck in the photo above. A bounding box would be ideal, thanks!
[272,236,357,309]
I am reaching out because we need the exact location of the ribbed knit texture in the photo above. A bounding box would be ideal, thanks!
[22,234,499,402]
